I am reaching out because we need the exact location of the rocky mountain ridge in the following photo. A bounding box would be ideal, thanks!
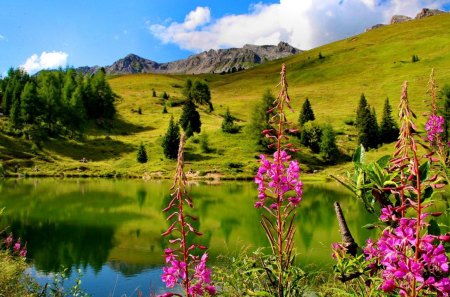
[78,41,301,75]
[366,8,447,31]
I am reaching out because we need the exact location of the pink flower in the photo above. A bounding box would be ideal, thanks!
[5,234,13,247]
[425,114,444,145]
[164,248,175,263]
[19,248,27,258]
[14,241,21,252]
[254,150,302,209]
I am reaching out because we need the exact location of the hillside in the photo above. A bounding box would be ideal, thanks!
[2,14,450,179]
[78,42,301,75]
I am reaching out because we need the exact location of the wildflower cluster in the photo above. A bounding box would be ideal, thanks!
[159,134,215,297]
[161,249,215,296]
[332,77,450,297]
[363,210,450,295]
[425,114,445,146]
[2,233,27,258]
[255,150,303,209]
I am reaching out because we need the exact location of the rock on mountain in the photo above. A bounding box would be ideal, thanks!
[77,42,301,75]
[390,15,412,24]
[368,8,447,30]
[415,8,446,19]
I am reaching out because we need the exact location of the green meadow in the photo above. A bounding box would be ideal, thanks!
[2,14,450,178]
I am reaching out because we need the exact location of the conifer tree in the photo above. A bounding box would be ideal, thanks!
[358,106,380,149]
[162,116,180,159]
[356,93,368,129]
[20,81,40,125]
[221,107,238,133]
[298,98,315,126]
[137,143,148,163]
[249,89,276,150]
[380,97,399,144]
[179,99,201,138]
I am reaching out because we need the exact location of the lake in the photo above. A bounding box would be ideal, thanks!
[0,178,407,295]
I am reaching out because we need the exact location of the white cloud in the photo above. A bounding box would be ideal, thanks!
[149,0,450,52]
[20,51,69,74]
[0,34,6,41]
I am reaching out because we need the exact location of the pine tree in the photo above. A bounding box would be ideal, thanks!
[179,99,201,138]
[298,98,315,126]
[152,89,157,97]
[221,107,238,133]
[355,93,368,129]
[137,143,148,163]
[249,90,275,151]
[20,81,40,125]
[380,98,399,144]
[320,124,339,163]
[162,104,168,114]
[358,106,380,149]
[162,116,180,159]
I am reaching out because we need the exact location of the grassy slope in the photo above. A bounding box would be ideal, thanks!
[2,14,450,178]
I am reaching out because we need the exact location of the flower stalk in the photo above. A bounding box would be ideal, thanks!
[159,134,215,297]
[254,64,303,296]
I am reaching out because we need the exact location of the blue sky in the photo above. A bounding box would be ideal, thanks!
[1,0,449,75]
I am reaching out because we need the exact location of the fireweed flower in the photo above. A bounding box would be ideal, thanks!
[425,114,444,146]
[363,213,450,295]
[255,150,303,209]
[159,135,215,297]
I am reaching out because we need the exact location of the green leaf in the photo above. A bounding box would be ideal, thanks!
[423,186,434,200]
[247,290,272,296]
[419,161,430,181]
[376,155,390,169]
[353,145,365,165]
[428,219,441,236]
[362,223,377,229]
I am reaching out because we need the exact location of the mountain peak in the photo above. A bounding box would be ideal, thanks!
[78,42,301,75]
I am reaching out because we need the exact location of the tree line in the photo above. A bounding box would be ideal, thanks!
[0,67,117,140]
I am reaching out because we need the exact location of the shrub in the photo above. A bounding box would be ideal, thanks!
[320,124,339,163]
[300,121,322,153]
[199,134,211,153]
[136,143,148,163]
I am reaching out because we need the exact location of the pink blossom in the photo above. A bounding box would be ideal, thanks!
[19,248,27,258]
[14,241,21,252]
[425,114,445,145]
[255,150,302,209]
[5,234,13,247]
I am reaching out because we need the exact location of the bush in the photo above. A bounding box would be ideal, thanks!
[300,121,322,153]
[412,54,420,63]
[214,249,306,297]
[199,134,211,153]
[0,250,39,296]
[221,108,239,133]
[136,143,148,163]
[320,124,339,163]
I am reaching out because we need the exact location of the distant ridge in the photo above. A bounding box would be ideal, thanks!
[77,42,301,75]
[366,7,447,31]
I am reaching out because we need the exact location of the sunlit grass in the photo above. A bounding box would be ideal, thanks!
[2,15,450,178]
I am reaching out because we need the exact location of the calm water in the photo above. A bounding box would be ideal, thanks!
[0,178,394,295]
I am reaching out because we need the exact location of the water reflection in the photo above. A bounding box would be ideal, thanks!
[0,178,385,291]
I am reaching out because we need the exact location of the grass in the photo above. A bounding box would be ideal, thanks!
[2,14,450,178]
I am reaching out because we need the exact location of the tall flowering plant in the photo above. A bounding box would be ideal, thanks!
[332,80,450,296]
[159,134,215,297]
[425,69,449,183]
[254,64,303,296]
